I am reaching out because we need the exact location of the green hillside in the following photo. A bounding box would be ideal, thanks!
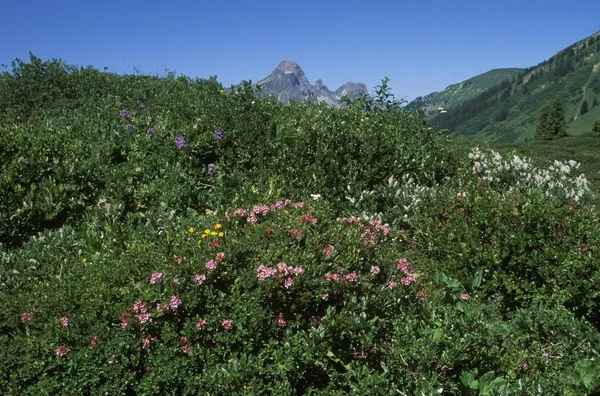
[406,68,524,112]
[420,31,600,142]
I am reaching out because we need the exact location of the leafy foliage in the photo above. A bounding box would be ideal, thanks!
[1,55,599,394]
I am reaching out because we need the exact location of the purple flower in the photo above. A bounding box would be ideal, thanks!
[207,163,217,175]
[147,128,156,137]
[213,127,224,140]
[120,110,133,120]
[125,124,134,133]
[176,135,187,150]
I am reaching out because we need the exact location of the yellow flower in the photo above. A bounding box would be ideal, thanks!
[210,231,218,236]
[205,209,213,215]
[81,258,87,264]
[204,229,211,235]
[197,240,202,246]
[201,234,208,239]
[214,223,222,230]
[188,227,195,233]
[218,232,224,237]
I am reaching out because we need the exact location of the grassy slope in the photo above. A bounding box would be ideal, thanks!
[426,32,600,143]
[406,68,523,111]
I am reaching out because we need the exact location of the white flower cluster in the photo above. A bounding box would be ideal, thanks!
[468,147,591,202]
[345,174,438,220]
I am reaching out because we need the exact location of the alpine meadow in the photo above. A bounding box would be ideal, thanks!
[1,29,600,394]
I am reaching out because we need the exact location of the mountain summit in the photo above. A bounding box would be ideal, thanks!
[255,60,367,106]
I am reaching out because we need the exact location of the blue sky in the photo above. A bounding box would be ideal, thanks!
[1,0,599,101]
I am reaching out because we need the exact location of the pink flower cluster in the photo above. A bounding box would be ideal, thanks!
[59,316,68,327]
[257,262,304,289]
[322,245,335,257]
[226,199,308,222]
[20,312,34,322]
[133,300,152,324]
[278,312,287,327]
[150,272,165,284]
[56,344,70,357]
[194,273,207,284]
[179,336,190,354]
[221,319,234,331]
[142,334,158,349]
[326,267,358,283]
[196,318,208,330]
[299,214,318,224]
[397,258,418,285]
[290,228,302,241]
[340,217,391,245]
[205,259,217,271]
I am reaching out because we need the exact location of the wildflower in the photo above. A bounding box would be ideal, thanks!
[344,273,358,282]
[401,273,418,286]
[141,334,157,348]
[299,214,318,224]
[310,194,321,200]
[194,274,207,284]
[416,291,427,301]
[214,223,222,229]
[90,337,99,346]
[55,344,70,357]
[120,312,129,329]
[284,277,294,289]
[176,135,187,149]
[397,258,409,274]
[218,232,224,238]
[290,228,302,241]
[133,300,147,314]
[173,278,179,285]
[278,312,287,327]
[205,209,213,215]
[205,259,217,271]
[125,124,134,133]
[81,257,87,264]
[216,252,225,261]
[221,319,233,331]
[20,312,34,322]
[207,163,217,175]
[59,316,68,327]
[257,265,277,281]
[150,272,165,284]
[146,127,156,137]
[169,296,182,311]
[137,312,152,324]
[188,227,195,233]
[294,202,305,208]
[370,266,380,276]
[519,362,529,370]
[173,255,183,264]
[460,292,470,301]
[196,318,208,329]
[322,245,335,257]
[119,109,132,120]
[210,239,221,248]
[213,127,224,140]
[388,281,399,289]
[180,344,190,354]
[326,273,340,282]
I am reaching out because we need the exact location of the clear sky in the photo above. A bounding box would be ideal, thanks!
[1,0,599,101]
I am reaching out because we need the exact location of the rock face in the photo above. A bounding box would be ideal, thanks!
[255,61,367,105]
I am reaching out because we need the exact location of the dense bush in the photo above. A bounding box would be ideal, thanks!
[1,55,599,394]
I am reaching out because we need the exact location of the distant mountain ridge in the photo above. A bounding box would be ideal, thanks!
[253,60,368,106]
[407,31,600,143]
[406,68,525,112]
